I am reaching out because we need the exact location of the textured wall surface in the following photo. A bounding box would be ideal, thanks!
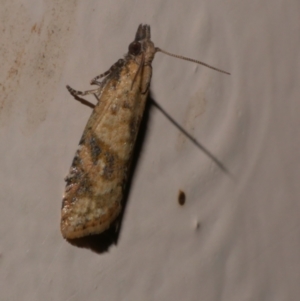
[1,1,300,300]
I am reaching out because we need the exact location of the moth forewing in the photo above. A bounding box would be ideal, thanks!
[61,24,229,240]
[61,25,155,239]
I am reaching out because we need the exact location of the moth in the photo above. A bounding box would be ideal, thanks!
[61,24,229,239]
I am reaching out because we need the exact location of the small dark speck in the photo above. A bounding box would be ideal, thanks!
[195,221,201,230]
[178,190,186,206]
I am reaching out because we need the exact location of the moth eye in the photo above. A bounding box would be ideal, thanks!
[128,41,141,56]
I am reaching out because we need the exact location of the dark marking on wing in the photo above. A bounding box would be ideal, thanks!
[103,152,115,180]
[89,135,102,165]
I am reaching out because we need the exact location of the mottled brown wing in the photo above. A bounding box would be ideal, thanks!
[61,59,150,239]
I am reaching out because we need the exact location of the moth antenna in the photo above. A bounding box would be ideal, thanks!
[155,47,230,75]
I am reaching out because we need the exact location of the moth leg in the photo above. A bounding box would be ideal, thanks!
[90,59,125,86]
[90,70,111,86]
[66,85,99,97]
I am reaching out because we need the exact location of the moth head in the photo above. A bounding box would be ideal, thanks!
[128,24,156,64]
